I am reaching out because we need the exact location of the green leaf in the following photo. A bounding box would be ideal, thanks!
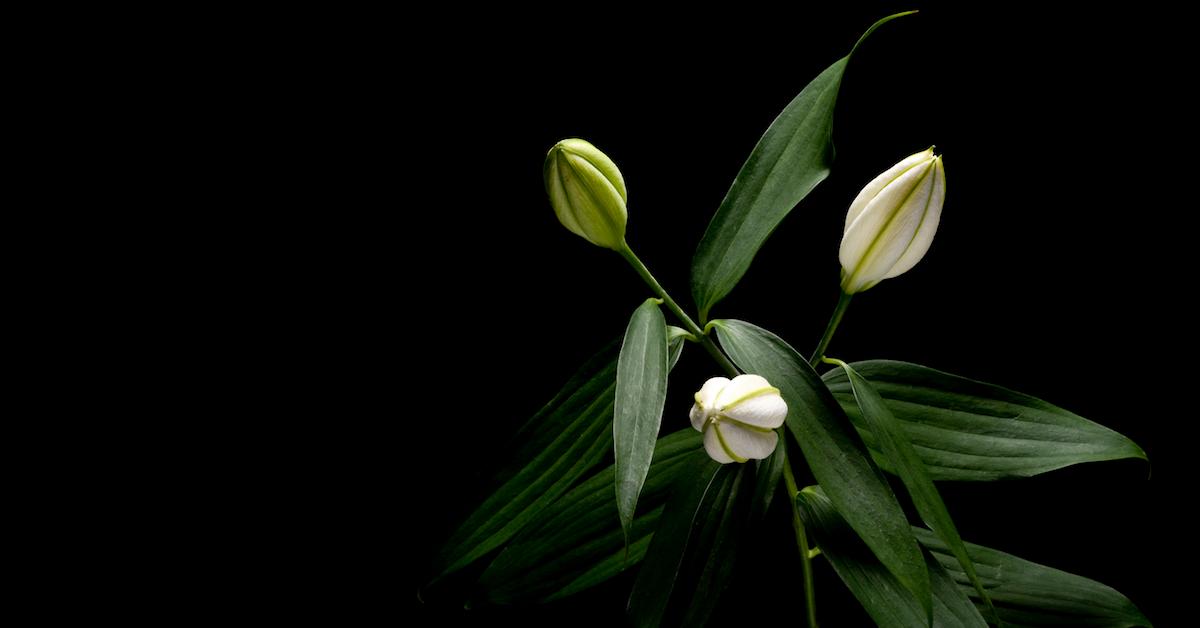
[915,527,1152,627]
[549,529,656,602]
[822,361,1147,481]
[674,463,754,627]
[667,325,689,369]
[479,429,703,603]
[833,360,997,623]
[711,319,930,616]
[751,438,787,523]
[690,12,915,321]
[435,341,619,578]
[628,454,753,628]
[615,299,671,547]
[627,453,721,627]
[796,487,987,628]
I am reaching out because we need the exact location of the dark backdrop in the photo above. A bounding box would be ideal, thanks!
[403,4,1191,625]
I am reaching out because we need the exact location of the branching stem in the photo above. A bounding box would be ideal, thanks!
[619,244,739,378]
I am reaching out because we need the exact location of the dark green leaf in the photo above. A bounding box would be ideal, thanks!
[915,527,1152,627]
[835,361,996,623]
[628,454,753,628]
[674,463,754,627]
[667,325,689,369]
[435,341,619,578]
[690,12,915,321]
[796,487,987,628]
[711,319,930,615]
[751,438,786,523]
[615,298,671,547]
[822,361,1147,481]
[480,429,702,603]
[548,530,656,602]
[628,453,721,627]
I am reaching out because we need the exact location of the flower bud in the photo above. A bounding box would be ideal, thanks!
[543,138,628,250]
[689,374,787,464]
[839,148,946,294]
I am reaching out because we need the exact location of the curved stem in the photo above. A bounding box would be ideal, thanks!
[618,244,739,378]
[809,291,852,368]
[782,455,818,628]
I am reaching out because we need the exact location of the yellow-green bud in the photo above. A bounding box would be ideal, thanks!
[839,148,946,294]
[543,138,628,250]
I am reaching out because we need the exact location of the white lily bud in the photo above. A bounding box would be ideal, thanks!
[689,374,787,464]
[839,148,946,294]
[543,138,628,250]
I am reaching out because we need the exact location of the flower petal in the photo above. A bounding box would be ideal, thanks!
[843,147,935,233]
[882,156,945,280]
[721,392,787,428]
[718,422,779,461]
[702,425,736,464]
[559,138,627,202]
[715,374,773,408]
[696,377,729,410]
[840,160,936,292]
[689,403,707,432]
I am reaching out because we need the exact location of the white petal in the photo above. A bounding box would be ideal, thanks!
[856,164,936,283]
[702,426,735,464]
[840,160,936,293]
[843,148,935,233]
[689,403,707,432]
[717,422,779,461]
[715,374,773,408]
[695,377,729,411]
[722,392,787,428]
[882,156,945,280]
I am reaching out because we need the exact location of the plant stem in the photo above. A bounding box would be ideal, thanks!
[618,244,739,378]
[809,291,853,368]
[782,456,818,628]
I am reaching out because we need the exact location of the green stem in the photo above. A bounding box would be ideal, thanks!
[782,457,818,628]
[809,291,853,368]
[618,244,739,378]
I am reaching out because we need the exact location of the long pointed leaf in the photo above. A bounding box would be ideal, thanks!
[834,360,996,623]
[915,528,1152,627]
[435,341,619,578]
[480,429,703,603]
[627,456,753,628]
[690,12,915,321]
[711,319,930,616]
[797,487,987,628]
[627,452,723,627]
[615,299,670,547]
[675,463,753,627]
[751,438,787,523]
[822,361,1147,481]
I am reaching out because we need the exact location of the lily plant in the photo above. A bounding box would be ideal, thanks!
[424,11,1151,628]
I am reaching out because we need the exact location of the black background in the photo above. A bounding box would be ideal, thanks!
[402,3,1192,625]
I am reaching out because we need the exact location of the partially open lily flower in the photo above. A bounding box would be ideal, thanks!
[689,374,788,464]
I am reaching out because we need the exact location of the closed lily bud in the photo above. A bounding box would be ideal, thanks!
[839,148,946,294]
[543,138,628,250]
[689,374,788,464]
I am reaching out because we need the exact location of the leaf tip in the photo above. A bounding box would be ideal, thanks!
[1122,436,1151,479]
[851,10,920,58]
